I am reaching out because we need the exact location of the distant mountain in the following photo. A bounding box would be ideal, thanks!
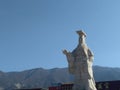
[93,66,120,81]
[0,66,120,90]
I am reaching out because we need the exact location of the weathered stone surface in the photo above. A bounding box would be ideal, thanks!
[63,30,97,90]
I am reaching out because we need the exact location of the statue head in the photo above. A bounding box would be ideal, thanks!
[76,30,86,45]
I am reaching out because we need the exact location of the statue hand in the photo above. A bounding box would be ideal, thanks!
[62,49,68,55]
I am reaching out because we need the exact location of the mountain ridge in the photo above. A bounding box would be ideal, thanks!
[0,66,120,90]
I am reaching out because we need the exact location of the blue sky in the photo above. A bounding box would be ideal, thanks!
[0,0,120,72]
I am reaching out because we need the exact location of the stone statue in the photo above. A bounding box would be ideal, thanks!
[63,30,97,90]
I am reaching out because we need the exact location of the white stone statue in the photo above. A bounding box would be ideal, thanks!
[63,30,97,90]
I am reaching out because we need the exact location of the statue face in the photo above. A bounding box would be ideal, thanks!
[79,35,86,44]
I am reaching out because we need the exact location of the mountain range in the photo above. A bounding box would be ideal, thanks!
[0,66,120,90]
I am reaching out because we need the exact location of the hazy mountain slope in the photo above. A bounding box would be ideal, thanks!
[93,66,120,81]
[0,66,120,90]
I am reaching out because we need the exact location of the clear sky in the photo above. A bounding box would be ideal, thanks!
[0,0,120,72]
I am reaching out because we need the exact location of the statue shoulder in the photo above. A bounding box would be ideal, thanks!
[88,48,94,56]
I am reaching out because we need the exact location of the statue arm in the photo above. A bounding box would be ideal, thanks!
[63,50,74,63]
[63,50,75,74]
[88,48,94,62]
